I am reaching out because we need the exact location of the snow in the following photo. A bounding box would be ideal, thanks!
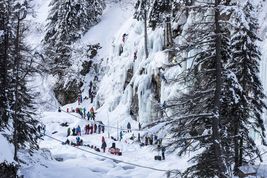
[0,134,15,163]
[20,0,187,177]
[21,111,187,178]
[17,0,267,177]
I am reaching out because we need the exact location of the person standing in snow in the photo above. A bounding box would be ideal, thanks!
[83,108,86,119]
[90,124,93,134]
[145,136,148,146]
[102,125,105,133]
[138,122,141,130]
[89,81,94,103]
[149,135,153,145]
[98,124,101,134]
[79,108,83,117]
[92,112,95,120]
[58,107,61,112]
[94,123,97,134]
[76,136,81,146]
[87,111,91,120]
[119,44,123,56]
[72,127,76,136]
[120,131,123,141]
[127,122,131,132]
[101,136,107,152]
[90,107,95,120]
[67,128,71,137]
[76,125,81,136]
[161,147,166,160]
[134,50,137,60]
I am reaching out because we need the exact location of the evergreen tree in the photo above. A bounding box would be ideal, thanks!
[162,0,232,177]
[12,0,40,161]
[134,0,172,26]
[0,0,12,127]
[161,0,265,176]
[224,0,266,173]
[0,0,40,162]
[43,0,105,76]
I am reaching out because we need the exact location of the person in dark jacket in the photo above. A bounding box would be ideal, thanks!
[149,135,153,145]
[98,124,101,134]
[145,136,148,146]
[102,125,105,133]
[94,124,97,133]
[76,137,81,145]
[127,122,131,132]
[72,128,76,136]
[161,147,165,160]
[87,111,91,120]
[120,131,123,141]
[76,125,81,136]
[101,136,107,152]
[67,128,71,137]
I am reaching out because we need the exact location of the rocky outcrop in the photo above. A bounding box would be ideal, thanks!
[130,88,139,121]
[80,60,93,76]
[123,68,133,90]
[54,79,82,105]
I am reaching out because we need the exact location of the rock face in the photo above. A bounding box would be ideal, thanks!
[0,162,17,178]
[54,79,82,105]
[80,60,93,76]
[87,43,102,59]
[130,90,139,121]
[124,68,133,90]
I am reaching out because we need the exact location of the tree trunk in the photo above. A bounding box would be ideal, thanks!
[213,0,226,176]
[0,11,9,126]
[233,117,240,175]
[144,8,149,59]
[239,134,243,166]
[13,16,20,162]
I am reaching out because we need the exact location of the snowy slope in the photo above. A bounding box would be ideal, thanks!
[21,1,186,177]
[21,111,187,178]
[0,134,15,164]
[20,0,267,177]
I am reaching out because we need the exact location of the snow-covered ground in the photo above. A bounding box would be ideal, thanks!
[21,109,189,178]
[0,134,15,164]
[17,0,267,177]
[20,1,185,177]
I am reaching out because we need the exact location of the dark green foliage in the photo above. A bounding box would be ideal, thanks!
[43,0,105,76]
[161,0,266,176]
[0,0,40,163]
[134,0,172,27]
[0,162,18,178]
[0,0,12,127]
[222,1,266,173]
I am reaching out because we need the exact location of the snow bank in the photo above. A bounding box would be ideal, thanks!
[0,134,15,163]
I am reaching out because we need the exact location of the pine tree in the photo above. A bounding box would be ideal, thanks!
[224,0,266,173]
[43,0,105,76]
[0,0,40,161]
[162,0,232,177]
[0,0,12,127]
